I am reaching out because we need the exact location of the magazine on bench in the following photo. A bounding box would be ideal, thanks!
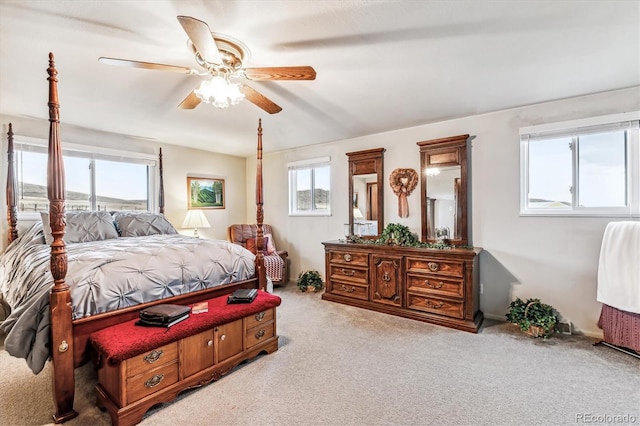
[227,288,258,304]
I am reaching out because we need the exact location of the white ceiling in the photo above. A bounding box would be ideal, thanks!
[1,0,638,157]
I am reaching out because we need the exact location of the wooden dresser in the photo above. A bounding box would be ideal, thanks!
[91,295,279,426]
[322,241,482,332]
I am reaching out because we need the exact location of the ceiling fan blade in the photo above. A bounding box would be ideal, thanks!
[243,66,316,81]
[177,15,223,65]
[99,57,198,74]
[239,85,282,114]
[178,91,201,109]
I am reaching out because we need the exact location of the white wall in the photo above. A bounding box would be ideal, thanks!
[2,87,638,336]
[248,87,640,336]
[0,114,247,247]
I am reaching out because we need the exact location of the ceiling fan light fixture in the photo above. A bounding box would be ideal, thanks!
[194,76,245,109]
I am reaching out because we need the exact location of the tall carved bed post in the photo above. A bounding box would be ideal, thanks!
[47,53,77,423]
[158,147,165,215]
[255,119,267,291]
[6,123,18,244]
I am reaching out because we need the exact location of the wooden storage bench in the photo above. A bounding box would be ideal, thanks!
[89,291,281,426]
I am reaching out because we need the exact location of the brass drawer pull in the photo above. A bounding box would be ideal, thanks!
[340,285,356,293]
[255,311,266,321]
[382,272,391,282]
[428,262,439,272]
[343,254,352,262]
[426,301,445,309]
[255,329,266,339]
[342,268,355,276]
[144,374,164,388]
[425,280,444,289]
[143,349,164,364]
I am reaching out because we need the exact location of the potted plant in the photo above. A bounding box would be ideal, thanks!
[379,223,420,246]
[296,270,324,292]
[506,297,558,338]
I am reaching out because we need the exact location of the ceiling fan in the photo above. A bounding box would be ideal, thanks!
[98,16,316,114]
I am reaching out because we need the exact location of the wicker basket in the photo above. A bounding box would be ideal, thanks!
[521,301,555,338]
[523,324,549,338]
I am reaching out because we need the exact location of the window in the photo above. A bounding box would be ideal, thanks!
[14,137,157,219]
[288,157,331,216]
[520,113,639,216]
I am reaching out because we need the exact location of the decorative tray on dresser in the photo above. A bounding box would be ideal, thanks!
[322,241,483,333]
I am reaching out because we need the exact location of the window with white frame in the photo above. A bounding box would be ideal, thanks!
[520,113,639,216]
[288,157,331,216]
[14,137,157,218]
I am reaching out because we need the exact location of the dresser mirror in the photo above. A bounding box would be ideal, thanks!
[417,135,469,246]
[347,148,385,238]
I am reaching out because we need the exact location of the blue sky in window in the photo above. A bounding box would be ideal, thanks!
[528,130,626,207]
[19,151,147,200]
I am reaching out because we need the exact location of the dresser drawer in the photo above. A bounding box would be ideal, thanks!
[245,308,275,329]
[127,361,179,404]
[329,281,369,300]
[328,250,369,267]
[245,321,275,348]
[406,257,463,278]
[407,294,464,319]
[406,274,463,298]
[126,342,178,378]
[329,264,369,285]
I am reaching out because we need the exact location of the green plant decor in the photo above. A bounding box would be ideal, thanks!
[296,269,324,292]
[379,223,420,246]
[506,297,558,338]
[348,223,472,249]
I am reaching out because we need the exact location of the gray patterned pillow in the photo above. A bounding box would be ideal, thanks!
[41,211,119,245]
[113,212,177,237]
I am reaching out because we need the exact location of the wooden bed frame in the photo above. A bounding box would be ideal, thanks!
[4,53,268,423]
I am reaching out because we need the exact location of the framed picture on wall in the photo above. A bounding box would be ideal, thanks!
[187,177,225,209]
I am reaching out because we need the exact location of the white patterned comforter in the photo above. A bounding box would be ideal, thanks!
[0,222,255,374]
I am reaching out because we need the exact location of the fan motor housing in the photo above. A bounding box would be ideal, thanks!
[190,32,250,72]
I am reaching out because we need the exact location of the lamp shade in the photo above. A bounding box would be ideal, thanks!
[353,207,364,219]
[182,210,211,229]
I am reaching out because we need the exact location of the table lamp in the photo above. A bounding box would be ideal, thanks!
[182,210,210,238]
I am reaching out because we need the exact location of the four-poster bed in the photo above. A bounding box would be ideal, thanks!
[1,53,269,422]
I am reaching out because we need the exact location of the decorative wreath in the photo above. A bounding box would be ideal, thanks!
[389,168,418,196]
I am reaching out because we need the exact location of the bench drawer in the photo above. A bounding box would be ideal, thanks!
[126,342,178,378]
[126,361,179,404]
[245,322,275,348]
[245,308,275,329]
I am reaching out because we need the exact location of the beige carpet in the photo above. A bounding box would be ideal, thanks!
[1,284,639,426]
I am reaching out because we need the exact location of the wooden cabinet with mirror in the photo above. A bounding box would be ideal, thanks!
[322,138,482,333]
[417,134,469,246]
[347,148,385,238]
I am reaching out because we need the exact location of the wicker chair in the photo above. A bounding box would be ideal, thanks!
[227,224,288,284]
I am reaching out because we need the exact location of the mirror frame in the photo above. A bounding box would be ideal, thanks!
[417,134,469,246]
[347,148,385,238]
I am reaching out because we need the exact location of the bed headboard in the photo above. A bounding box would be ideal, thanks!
[4,131,167,245]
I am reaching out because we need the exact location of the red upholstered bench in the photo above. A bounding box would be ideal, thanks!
[90,290,281,426]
